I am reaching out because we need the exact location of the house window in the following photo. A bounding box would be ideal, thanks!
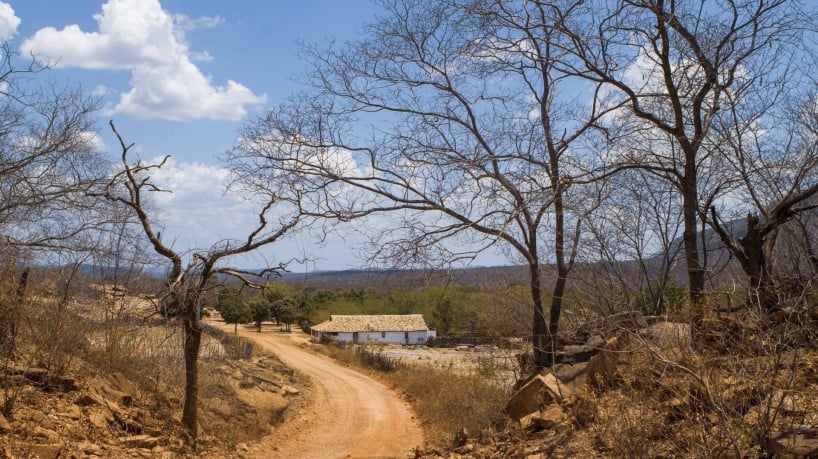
[381,332,386,338]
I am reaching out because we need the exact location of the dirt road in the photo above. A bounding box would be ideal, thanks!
[218,324,423,459]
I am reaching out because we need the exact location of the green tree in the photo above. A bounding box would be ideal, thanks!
[247,283,295,331]
[274,297,300,331]
[430,296,454,334]
[247,297,271,332]
[217,288,251,333]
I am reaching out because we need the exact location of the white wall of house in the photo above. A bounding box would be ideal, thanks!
[314,329,435,344]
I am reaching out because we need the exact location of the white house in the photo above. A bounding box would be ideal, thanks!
[310,314,436,345]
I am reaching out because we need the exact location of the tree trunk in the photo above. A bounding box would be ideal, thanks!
[529,262,550,370]
[681,172,705,339]
[181,301,202,440]
[548,188,569,368]
[740,215,778,312]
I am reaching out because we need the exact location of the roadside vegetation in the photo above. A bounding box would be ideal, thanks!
[315,342,510,446]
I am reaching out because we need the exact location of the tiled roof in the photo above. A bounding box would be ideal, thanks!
[311,314,429,333]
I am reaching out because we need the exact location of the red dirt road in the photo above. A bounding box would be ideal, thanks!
[219,324,423,459]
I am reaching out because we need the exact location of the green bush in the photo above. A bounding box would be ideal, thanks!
[631,278,687,315]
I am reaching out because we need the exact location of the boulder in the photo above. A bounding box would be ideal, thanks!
[108,373,138,397]
[586,333,628,389]
[574,311,649,342]
[766,426,818,457]
[87,409,110,429]
[530,404,566,430]
[119,434,160,449]
[504,373,572,421]
[555,345,598,364]
[76,393,104,407]
[770,390,798,414]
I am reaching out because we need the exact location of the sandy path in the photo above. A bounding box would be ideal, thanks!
[214,323,423,459]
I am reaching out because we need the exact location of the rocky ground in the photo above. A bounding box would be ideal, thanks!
[0,347,305,458]
[416,310,818,458]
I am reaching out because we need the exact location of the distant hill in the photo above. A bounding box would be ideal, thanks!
[69,218,749,291]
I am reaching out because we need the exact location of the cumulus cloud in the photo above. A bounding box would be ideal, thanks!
[20,0,265,121]
[147,159,256,245]
[0,2,20,40]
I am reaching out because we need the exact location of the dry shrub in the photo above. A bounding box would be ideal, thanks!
[591,391,668,458]
[577,300,818,458]
[315,342,508,445]
[389,366,509,445]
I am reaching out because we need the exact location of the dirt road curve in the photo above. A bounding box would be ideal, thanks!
[218,324,423,459]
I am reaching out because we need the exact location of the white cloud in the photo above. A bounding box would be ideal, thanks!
[147,159,254,245]
[189,50,214,63]
[173,14,224,31]
[79,131,106,151]
[20,0,265,121]
[0,2,20,40]
[91,85,109,97]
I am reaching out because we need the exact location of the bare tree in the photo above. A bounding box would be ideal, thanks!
[560,0,807,332]
[228,0,618,369]
[0,44,104,251]
[100,121,302,440]
[708,87,818,312]
[582,168,684,315]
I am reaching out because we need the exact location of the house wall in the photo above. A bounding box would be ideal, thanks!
[354,331,400,344]
[314,329,436,344]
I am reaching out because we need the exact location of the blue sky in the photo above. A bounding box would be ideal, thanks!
[0,0,510,271]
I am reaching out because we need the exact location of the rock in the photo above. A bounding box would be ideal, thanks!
[453,444,474,455]
[281,385,300,396]
[0,413,11,434]
[452,427,469,448]
[63,404,83,420]
[78,442,102,455]
[766,426,818,457]
[236,442,250,452]
[455,345,471,352]
[76,393,103,406]
[586,333,628,389]
[552,362,588,389]
[575,311,648,342]
[87,410,110,429]
[586,334,606,349]
[32,425,59,441]
[57,376,78,392]
[120,434,160,449]
[504,373,572,421]
[556,345,598,364]
[108,372,138,397]
[530,404,566,430]
[770,390,798,414]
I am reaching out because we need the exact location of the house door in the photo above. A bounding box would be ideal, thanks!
[404,331,409,344]
[353,332,359,343]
